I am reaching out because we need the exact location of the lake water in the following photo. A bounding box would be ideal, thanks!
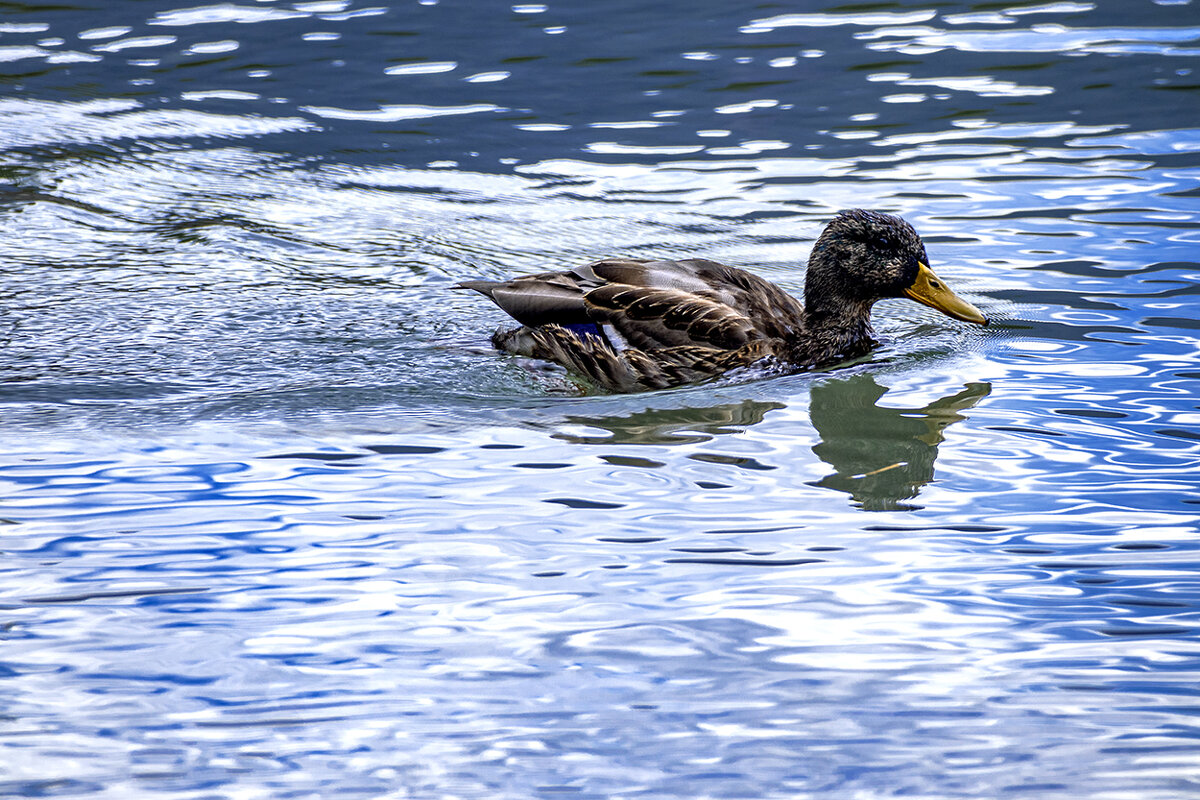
[1,0,1199,797]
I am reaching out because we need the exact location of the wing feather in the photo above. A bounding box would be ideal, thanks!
[455,271,589,327]
[586,257,805,340]
[584,284,756,350]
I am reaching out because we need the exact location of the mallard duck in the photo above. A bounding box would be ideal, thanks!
[455,209,987,392]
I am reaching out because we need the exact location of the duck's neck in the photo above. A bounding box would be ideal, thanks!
[795,245,882,363]
[797,292,878,365]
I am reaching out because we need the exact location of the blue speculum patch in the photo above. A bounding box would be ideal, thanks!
[561,322,605,341]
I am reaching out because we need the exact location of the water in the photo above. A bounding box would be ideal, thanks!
[1,0,1199,797]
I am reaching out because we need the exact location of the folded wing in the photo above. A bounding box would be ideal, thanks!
[457,257,805,350]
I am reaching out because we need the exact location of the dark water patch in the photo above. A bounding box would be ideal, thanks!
[22,586,208,604]
[703,526,802,535]
[0,780,105,798]
[664,557,825,567]
[263,451,367,461]
[1144,316,1200,330]
[1111,542,1173,551]
[599,455,666,468]
[1097,626,1195,638]
[988,425,1068,437]
[597,537,666,544]
[1106,597,1191,610]
[1155,428,1200,443]
[1054,408,1127,419]
[366,444,447,455]
[543,498,624,510]
[670,547,748,554]
[862,524,1009,533]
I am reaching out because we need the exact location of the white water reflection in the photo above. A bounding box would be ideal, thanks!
[300,102,503,121]
[864,24,1200,56]
[0,99,315,147]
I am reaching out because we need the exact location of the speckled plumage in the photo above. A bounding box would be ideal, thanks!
[456,210,986,392]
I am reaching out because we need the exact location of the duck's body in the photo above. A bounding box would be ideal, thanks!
[456,210,987,392]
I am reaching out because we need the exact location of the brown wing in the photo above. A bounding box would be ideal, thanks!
[456,257,805,352]
[584,284,757,350]
[586,258,806,342]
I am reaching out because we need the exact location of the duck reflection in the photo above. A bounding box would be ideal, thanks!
[554,399,785,446]
[551,375,988,511]
[810,374,990,511]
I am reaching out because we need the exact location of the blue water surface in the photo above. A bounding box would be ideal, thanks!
[1,0,1199,798]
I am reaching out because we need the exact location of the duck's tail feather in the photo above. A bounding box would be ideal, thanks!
[454,274,591,328]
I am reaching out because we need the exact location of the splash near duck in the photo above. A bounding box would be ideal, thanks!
[455,210,987,392]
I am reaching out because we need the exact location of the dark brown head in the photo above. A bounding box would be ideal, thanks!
[804,209,987,325]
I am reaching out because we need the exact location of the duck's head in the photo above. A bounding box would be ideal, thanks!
[805,209,988,326]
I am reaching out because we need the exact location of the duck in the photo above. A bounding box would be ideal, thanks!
[455,209,988,393]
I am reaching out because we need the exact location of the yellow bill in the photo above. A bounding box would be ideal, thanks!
[903,262,988,326]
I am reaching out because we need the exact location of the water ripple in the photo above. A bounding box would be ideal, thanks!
[0,0,1198,797]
